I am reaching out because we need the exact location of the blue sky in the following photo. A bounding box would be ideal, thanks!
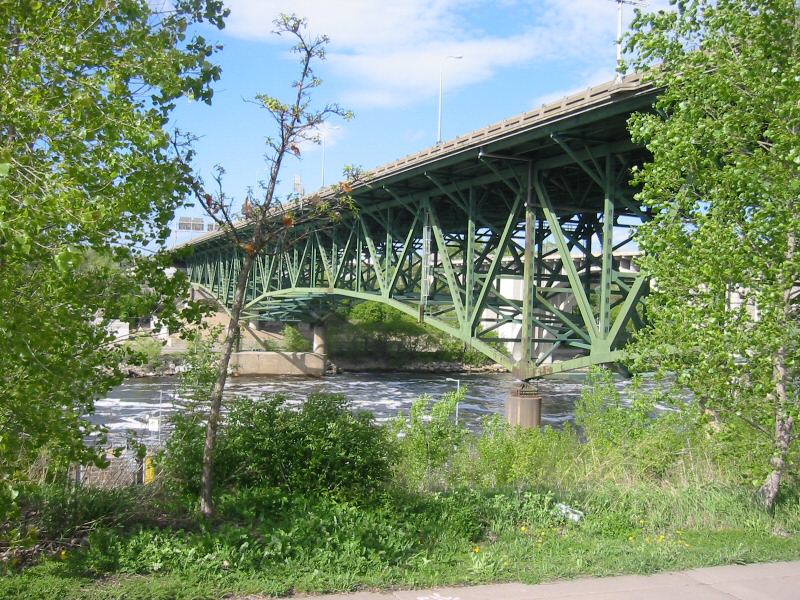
[169,0,669,243]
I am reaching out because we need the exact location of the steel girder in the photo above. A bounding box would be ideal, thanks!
[182,92,654,379]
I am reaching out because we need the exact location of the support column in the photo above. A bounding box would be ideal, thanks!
[599,156,615,340]
[312,323,328,356]
[506,383,542,428]
[520,163,536,368]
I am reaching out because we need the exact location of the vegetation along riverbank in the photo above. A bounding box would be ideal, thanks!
[2,369,798,599]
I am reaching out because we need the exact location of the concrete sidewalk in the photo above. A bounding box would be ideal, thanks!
[306,561,800,600]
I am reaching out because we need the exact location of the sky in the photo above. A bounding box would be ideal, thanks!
[169,0,671,243]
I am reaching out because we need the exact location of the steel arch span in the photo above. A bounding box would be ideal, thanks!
[180,74,656,379]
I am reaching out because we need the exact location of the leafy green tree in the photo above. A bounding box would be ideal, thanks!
[189,15,354,517]
[626,0,799,510]
[0,0,226,516]
[281,324,312,352]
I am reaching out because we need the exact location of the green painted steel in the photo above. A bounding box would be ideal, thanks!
[180,81,656,379]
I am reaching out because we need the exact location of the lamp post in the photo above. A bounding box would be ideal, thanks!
[611,0,646,83]
[437,55,463,144]
[445,377,461,423]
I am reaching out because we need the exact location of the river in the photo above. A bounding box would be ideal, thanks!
[92,371,649,446]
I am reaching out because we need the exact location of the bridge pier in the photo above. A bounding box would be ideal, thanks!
[312,323,327,357]
[506,383,542,428]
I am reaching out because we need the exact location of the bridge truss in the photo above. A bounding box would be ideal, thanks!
[182,75,656,379]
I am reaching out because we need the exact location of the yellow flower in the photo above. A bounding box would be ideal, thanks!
[59,550,68,561]
[520,526,527,533]
[472,546,481,553]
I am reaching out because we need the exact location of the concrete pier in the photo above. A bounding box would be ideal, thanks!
[230,351,325,377]
[312,323,327,356]
[506,383,542,427]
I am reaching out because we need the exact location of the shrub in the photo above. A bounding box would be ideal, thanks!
[123,336,163,368]
[160,393,394,498]
[281,324,311,352]
[327,301,497,365]
[574,367,706,482]
[391,388,467,491]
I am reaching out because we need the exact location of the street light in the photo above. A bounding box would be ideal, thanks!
[437,55,463,144]
[445,377,461,423]
[611,0,647,82]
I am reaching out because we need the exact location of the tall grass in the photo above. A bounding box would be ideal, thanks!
[390,367,799,534]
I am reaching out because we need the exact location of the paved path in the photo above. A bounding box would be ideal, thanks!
[304,561,800,600]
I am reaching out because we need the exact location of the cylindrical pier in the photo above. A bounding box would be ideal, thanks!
[506,383,542,428]
[312,323,327,356]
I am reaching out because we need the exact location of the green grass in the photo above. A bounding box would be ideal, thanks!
[2,484,799,600]
[3,525,799,599]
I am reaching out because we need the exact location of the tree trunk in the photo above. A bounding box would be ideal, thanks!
[199,252,255,517]
[759,412,794,512]
[759,229,796,513]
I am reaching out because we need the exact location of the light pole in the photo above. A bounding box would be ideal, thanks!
[611,1,646,83]
[445,377,461,423]
[437,55,462,144]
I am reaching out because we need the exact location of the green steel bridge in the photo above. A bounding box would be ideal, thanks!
[180,73,657,381]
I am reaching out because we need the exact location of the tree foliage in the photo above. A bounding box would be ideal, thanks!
[190,15,356,517]
[0,0,226,515]
[626,0,799,509]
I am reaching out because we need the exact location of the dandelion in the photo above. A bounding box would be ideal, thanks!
[59,550,68,561]
[472,546,481,553]
[520,526,528,533]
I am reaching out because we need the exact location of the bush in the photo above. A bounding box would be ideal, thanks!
[328,301,497,366]
[123,336,163,368]
[160,393,394,498]
[391,388,467,491]
[281,324,311,352]
[389,368,723,493]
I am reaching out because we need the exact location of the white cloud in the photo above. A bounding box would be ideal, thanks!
[295,121,346,155]
[223,0,675,109]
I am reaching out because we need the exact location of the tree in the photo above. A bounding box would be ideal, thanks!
[626,0,799,510]
[189,15,354,517]
[0,0,226,514]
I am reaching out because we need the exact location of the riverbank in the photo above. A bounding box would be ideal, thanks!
[329,358,508,374]
[119,357,509,379]
[4,373,799,599]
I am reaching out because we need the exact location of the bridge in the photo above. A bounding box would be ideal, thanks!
[180,73,656,391]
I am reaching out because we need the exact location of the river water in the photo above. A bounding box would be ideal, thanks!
[92,371,645,446]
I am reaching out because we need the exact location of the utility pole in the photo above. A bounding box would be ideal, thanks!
[612,0,646,82]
